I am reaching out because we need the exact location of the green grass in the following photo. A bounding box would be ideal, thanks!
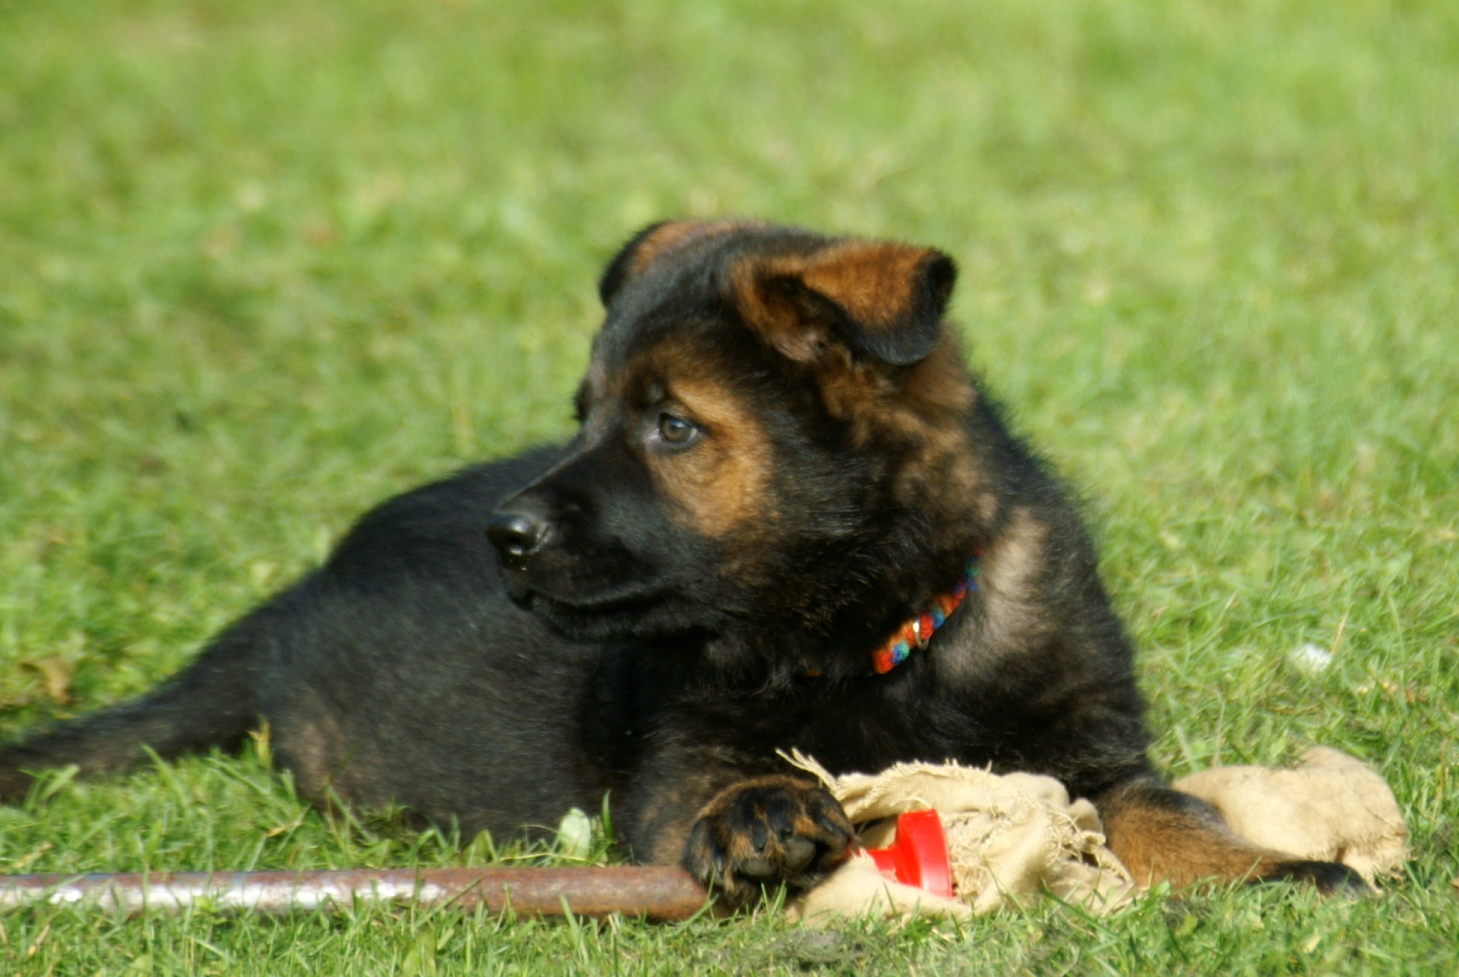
[1,0,1456,972]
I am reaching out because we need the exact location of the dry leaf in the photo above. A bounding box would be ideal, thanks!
[21,656,72,705]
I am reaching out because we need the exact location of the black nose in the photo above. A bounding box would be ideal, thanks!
[486,510,549,566]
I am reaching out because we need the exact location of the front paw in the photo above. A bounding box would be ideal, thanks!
[682,775,855,906]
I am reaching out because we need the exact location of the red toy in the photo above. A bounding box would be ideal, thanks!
[861,809,955,899]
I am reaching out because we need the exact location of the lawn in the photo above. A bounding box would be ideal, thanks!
[0,0,1456,973]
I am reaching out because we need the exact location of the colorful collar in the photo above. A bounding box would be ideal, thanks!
[870,554,980,674]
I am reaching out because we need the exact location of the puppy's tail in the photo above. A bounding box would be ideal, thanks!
[0,605,274,804]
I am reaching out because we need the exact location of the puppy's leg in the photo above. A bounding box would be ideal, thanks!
[627,768,855,908]
[1097,775,1365,893]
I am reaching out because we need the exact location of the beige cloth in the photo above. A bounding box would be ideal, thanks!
[785,751,1138,921]
[786,746,1408,923]
[1174,746,1409,887]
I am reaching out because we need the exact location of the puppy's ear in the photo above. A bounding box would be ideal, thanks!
[732,240,957,366]
[598,220,752,306]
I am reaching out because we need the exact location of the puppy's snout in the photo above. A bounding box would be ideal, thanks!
[486,509,550,567]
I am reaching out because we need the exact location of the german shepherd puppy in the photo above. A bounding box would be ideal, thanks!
[0,221,1358,903]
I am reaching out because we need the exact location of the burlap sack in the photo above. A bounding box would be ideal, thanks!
[786,746,1408,924]
[1173,746,1409,887]
[785,751,1137,921]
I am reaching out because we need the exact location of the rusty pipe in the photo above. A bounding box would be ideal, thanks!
[0,866,710,920]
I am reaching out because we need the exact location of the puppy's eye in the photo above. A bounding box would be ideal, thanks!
[657,413,698,445]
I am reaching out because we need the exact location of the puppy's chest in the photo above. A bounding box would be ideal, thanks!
[778,671,1009,775]
[581,648,1009,781]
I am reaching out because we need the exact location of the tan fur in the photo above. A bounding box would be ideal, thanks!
[648,819,694,866]
[695,774,813,813]
[579,332,777,541]
[815,341,986,525]
[798,241,928,330]
[646,372,776,539]
[727,255,830,362]
[978,508,1050,642]
[725,240,943,363]
[641,769,735,865]
[1102,791,1294,888]
[724,246,982,527]
[657,774,821,868]
[887,339,984,513]
[930,507,1051,683]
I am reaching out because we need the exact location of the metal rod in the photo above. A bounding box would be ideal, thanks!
[0,866,710,920]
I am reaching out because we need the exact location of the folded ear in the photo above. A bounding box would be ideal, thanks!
[731,240,957,366]
[598,220,753,306]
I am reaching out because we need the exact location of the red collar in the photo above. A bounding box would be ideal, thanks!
[796,553,981,678]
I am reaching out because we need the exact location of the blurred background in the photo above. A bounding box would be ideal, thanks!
[0,0,1455,884]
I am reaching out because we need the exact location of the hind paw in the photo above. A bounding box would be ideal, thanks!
[1264,859,1371,895]
[682,775,854,906]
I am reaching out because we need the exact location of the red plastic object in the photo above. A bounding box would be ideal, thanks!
[863,810,954,899]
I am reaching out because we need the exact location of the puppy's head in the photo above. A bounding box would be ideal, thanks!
[489,221,986,658]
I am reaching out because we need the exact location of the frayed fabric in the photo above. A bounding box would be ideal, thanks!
[1174,746,1409,889]
[784,751,1137,920]
[785,747,1407,924]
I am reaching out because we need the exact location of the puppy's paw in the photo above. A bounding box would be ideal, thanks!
[1263,858,1371,896]
[682,775,855,906]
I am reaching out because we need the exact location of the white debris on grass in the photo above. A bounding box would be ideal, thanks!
[556,807,594,859]
[1290,643,1333,674]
